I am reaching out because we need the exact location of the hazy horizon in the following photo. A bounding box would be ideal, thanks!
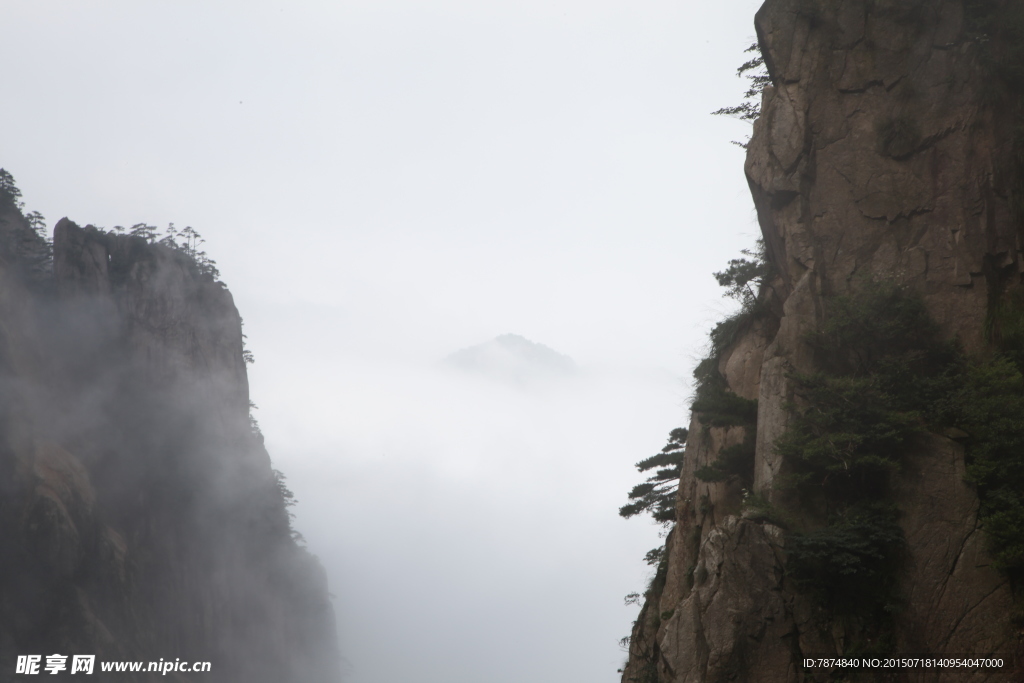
[2,1,764,680]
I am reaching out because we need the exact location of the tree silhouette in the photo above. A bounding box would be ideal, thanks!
[711,43,770,121]
[0,168,23,210]
[713,239,768,311]
[619,428,687,524]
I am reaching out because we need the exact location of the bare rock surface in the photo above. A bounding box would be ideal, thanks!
[622,1,1022,681]
[895,435,1015,680]
[659,518,794,683]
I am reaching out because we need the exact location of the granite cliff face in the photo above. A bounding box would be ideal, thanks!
[622,1,1023,681]
[0,205,338,681]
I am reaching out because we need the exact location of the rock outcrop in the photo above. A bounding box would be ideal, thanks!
[0,207,338,682]
[621,1,1023,681]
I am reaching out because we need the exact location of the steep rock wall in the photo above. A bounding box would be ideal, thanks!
[622,1,1021,681]
[0,212,338,682]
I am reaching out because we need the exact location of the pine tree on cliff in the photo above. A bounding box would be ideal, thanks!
[619,427,687,524]
[0,168,22,209]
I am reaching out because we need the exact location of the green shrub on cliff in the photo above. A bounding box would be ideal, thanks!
[780,280,1024,595]
[690,241,768,429]
[787,503,904,613]
[690,375,758,427]
[687,243,768,486]
[778,282,964,504]
[809,279,957,383]
[944,354,1024,579]
[694,436,755,485]
[774,283,925,618]
[986,287,1024,367]
[775,373,922,503]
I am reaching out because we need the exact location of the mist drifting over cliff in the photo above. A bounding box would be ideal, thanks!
[1,1,770,681]
[0,209,338,682]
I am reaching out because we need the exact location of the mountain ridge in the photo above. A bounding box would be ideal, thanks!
[0,201,339,682]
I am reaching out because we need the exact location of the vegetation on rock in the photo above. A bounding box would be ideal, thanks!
[955,340,1024,580]
[690,241,768,486]
[620,7,1024,671]
[0,169,53,273]
[779,279,1024,624]
[619,428,687,525]
[119,222,222,280]
[0,168,25,210]
[778,281,961,507]
[786,502,905,615]
[0,169,337,682]
[621,241,770,523]
[711,43,770,122]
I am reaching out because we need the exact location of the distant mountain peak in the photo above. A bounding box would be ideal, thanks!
[443,334,576,383]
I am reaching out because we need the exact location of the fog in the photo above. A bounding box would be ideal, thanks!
[2,0,763,680]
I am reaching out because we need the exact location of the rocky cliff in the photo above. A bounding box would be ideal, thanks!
[621,0,1024,681]
[0,198,338,681]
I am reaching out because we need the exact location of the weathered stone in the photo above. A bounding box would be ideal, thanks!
[895,435,1015,670]
[622,0,1022,680]
[659,518,795,683]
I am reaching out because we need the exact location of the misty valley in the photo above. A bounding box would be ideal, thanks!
[4,0,1024,681]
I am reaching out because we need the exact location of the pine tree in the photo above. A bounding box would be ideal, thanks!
[0,168,24,210]
[619,428,687,524]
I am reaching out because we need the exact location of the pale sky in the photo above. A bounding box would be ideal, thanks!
[2,1,764,681]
